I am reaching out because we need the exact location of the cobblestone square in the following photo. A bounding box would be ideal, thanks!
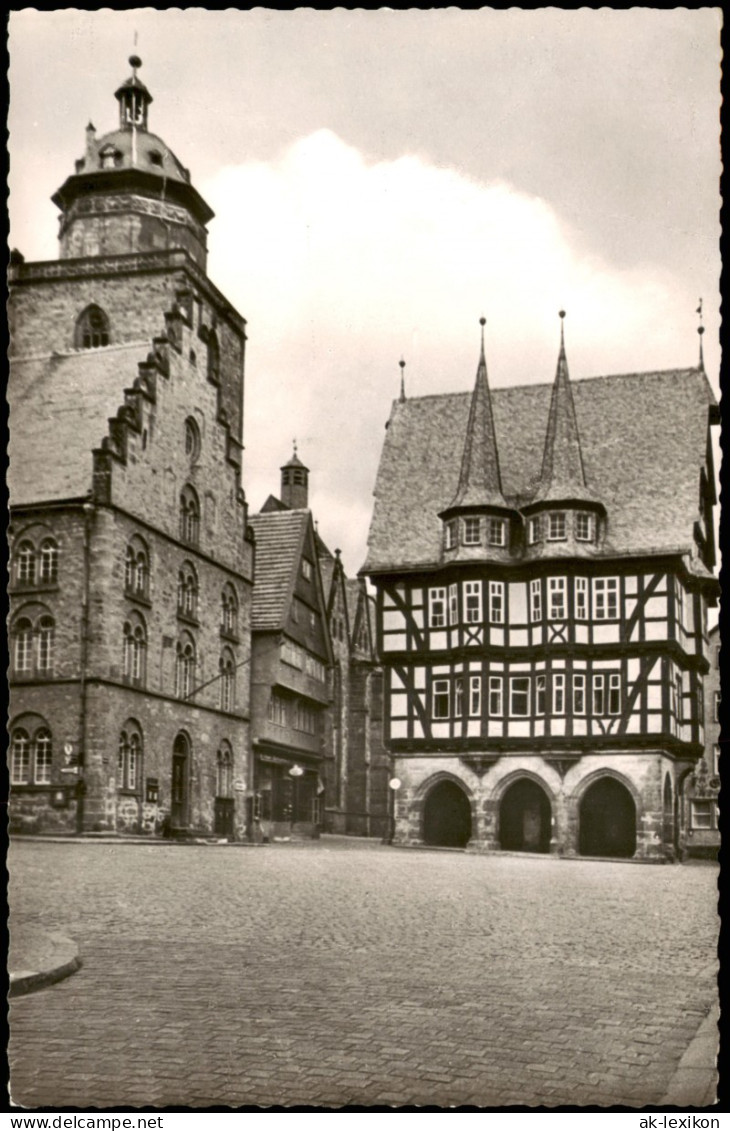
[9,838,719,1108]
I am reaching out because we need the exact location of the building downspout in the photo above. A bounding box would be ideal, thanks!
[76,500,94,833]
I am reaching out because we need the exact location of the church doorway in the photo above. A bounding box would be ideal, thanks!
[423,780,472,847]
[499,779,551,853]
[170,733,191,831]
[579,777,636,858]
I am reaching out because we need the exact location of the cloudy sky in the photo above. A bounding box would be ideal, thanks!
[8,9,722,574]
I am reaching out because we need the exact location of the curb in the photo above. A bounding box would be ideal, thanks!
[660,1002,719,1107]
[9,930,82,998]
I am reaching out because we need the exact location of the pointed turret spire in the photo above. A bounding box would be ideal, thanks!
[446,318,507,511]
[531,311,596,505]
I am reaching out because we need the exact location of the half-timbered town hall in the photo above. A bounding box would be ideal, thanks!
[362,316,719,860]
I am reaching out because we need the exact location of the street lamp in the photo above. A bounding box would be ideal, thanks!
[387,777,401,845]
[289,763,304,826]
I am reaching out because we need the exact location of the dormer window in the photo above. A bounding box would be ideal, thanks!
[148,149,163,167]
[463,518,481,546]
[547,512,567,542]
[575,512,595,542]
[444,521,457,550]
[527,517,541,546]
[487,518,506,547]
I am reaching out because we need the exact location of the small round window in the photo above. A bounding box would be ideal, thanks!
[185,417,201,461]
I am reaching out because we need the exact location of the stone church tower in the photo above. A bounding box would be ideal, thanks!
[8,58,255,838]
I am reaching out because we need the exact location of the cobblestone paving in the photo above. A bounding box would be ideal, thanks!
[9,838,718,1109]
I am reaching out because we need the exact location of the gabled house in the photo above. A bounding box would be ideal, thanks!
[249,463,333,839]
[361,315,719,860]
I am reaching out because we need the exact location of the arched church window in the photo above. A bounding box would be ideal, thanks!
[76,305,110,350]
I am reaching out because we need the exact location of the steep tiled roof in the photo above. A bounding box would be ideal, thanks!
[250,510,308,631]
[8,342,151,506]
[531,322,599,507]
[363,367,716,573]
[444,324,506,512]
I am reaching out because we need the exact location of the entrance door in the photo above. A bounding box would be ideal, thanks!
[171,735,190,829]
[214,798,235,837]
[499,779,551,852]
[579,777,636,858]
[423,780,472,847]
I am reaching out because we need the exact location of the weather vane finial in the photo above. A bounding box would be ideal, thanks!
[696,298,705,371]
[399,358,406,403]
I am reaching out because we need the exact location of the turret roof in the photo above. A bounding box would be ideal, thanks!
[530,315,602,508]
[444,320,507,513]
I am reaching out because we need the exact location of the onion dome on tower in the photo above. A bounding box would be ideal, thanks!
[522,311,605,556]
[439,319,518,561]
[51,56,214,268]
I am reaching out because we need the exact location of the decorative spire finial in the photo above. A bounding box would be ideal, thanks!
[559,309,566,350]
[129,53,142,75]
[399,358,406,403]
[293,437,298,457]
[696,299,705,371]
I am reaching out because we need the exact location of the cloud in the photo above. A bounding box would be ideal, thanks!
[203,131,711,574]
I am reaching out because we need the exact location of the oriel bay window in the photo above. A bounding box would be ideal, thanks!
[535,673,546,716]
[575,512,595,542]
[547,512,567,541]
[470,675,482,716]
[592,672,621,716]
[448,584,458,626]
[465,581,482,623]
[548,577,566,620]
[573,673,586,715]
[445,520,457,550]
[510,676,530,717]
[432,678,450,719]
[429,588,446,627]
[489,676,503,717]
[463,517,481,545]
[488,581,503,624]
[575,578,588,620]
[593,578,618,620]
[530,579,542,622]
[552,673,565,715]
[488,518,506,547]
[454,677,464,718]
[527,516,541,546]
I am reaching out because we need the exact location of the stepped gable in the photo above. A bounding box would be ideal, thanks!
[8,340,152,506]
[362,366,716,573]
[249,509,309,631]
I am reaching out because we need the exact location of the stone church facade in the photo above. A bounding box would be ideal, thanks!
[8,58,254,837]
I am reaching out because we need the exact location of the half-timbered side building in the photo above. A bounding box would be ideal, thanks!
[362,316,719,860]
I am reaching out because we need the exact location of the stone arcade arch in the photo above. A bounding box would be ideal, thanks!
[579,775,637,858]
[499,777,552,853]
[422,777,472,848]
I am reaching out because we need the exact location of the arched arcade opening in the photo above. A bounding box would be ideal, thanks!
[579,776,636,859]
[499,778,552,853]
[423,779,472,848]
